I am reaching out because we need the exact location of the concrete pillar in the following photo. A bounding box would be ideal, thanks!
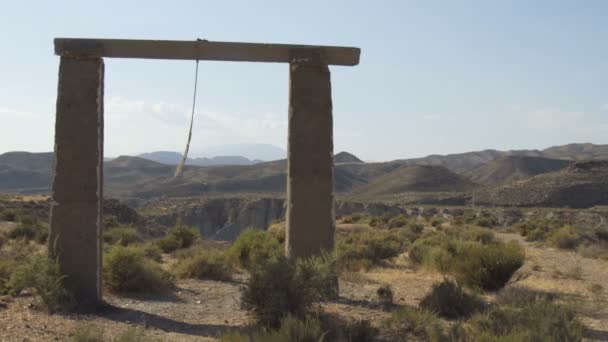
[49,56,104,308]
[286,51,335,258]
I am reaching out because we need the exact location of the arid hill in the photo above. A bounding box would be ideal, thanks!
[473,160,608,208]
[1,143,607,208]
[353,165,479,198]
[466,156,571,185]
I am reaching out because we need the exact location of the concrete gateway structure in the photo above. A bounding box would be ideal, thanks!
[50,38,360,307]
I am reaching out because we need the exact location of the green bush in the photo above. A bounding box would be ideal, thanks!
[8,254,73,312]
[220,315,325,342]
[228,229,282,270]
[387,214,409,228]
[156,223,199,253]
[457,300,584,341]
[0,259,16,294]
[459,227,495,245]
[241,255,336,328]
[431,218,443,228]
[377,284,393,307]
[297,253,339,300]
[103,226,141,246]
[369,214,393,228]
[141,243,163,262]
[383,307,444,341]
[337,228,409,271]
[516,219,554,242]
[175,248,233,281]
[0,209,16,221]
[409,229,524,292]
[419,280,485,319]
[452,241,525,291]
[341,213,366,224]
[103,245,173,294]
[549,225,582,250]
[474,216,497,228]
[7,221,48,244]
[408,232,452,265]
[268,222,286,243]
[70,324,105,342]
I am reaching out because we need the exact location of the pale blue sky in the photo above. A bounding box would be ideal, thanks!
[1,0,607,161]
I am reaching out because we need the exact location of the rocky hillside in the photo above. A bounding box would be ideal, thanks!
[353,165,479,198]
[467,156,571,185]
[473,160,608,208]
[393,143,608,174]
[1,143,607,208]
[334,151,364,163]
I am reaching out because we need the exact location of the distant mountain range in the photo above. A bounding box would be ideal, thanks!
[137,151,263,166]
[1,143,607,208]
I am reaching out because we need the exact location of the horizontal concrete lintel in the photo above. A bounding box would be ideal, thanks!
[54,38,360,66]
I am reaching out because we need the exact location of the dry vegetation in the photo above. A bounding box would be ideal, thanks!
[1,199,607,341]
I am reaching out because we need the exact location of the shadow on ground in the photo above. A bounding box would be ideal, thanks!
[95,304,243,338]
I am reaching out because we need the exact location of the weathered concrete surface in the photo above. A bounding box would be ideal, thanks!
[286,55,335,258]
[49,57,104,307]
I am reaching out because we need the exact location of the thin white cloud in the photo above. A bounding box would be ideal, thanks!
[524,108,584,130]
[0,107,36,118]
[601,104,608,111]
[103,96,287,155]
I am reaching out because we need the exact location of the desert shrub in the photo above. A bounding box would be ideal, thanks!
[474,216,497,228]
[297,253,339,300]
[0,209,16,221]
[459,226,494,244]
[549,225,582,250]
[7,221,48,244]
[458,300,584,341]
[369,214,393,228]
[383,307,444,341]
[156,223,199,253]
[103,226,141,246]
[221,315,325,342]
[241,255,336,328]
[268,221,286,243]
[0,260,16,294]
[337,228,408,271]
[452,241,524,291]
[409,228,523,291]
[70,324,105,342]
[494,286,557,307]
[8,254,73,312]
[419,280,485,319]
[103,245,173,294]
[516,219,554,242]
[175,248,233,281]
[318,314,379,342]
[156,235,180,253]
[409,222,425,234]
[141,242,163,262]
[387,214,409,228]
[430,218,443,228]
[228,229,282,270]
[377,284,393,307]
[594,228,608,241]
[408,232,452,265]
[341,213,366,224]
[578,243,608,260]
